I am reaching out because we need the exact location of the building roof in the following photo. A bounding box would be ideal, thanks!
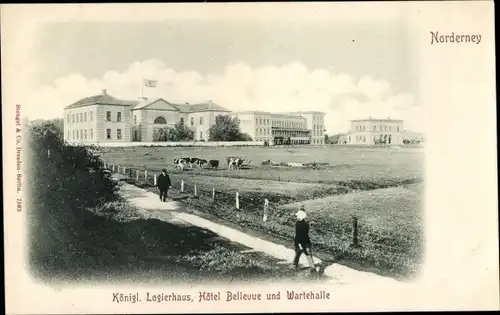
[65,90,231,113]
[290,111,326,115]
[64,90,138,109]
[351,118,404,122]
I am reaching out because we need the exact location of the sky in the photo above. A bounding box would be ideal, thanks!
[19,7,423,134]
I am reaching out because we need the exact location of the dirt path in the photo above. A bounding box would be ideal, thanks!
[116,176,399,286]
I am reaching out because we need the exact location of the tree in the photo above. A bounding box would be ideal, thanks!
[168,122,194,141]
[153,127,170,142]
[209,115,252,141]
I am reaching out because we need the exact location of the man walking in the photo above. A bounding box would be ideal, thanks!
[157,168,171,202]
[291,209,316,272]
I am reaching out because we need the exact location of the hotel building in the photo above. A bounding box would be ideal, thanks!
[232,110,326,145]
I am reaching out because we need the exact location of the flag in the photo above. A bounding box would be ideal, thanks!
[143,79,157,88]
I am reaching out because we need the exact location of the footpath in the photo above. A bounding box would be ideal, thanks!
[115,175,399,286]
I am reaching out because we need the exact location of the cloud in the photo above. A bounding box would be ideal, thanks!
[23,59,423,133]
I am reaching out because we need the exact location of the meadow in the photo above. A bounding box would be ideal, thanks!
[100,145,425,279]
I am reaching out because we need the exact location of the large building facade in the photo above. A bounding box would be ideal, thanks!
[231,110,326,145]
[345,117,404,145]
[64,90,230,143]
[63,90,326,145]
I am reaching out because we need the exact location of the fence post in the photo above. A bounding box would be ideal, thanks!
[263,198,269,222]
[136,170,139,181]
[194,185,198,197]
[123,167,126,175]
[212,187,215,202]
[104,162,107,169]
[236,192,240,209]
[144,170,148,182]
[351,216,359,247]
[181,180,184,192]
[154,173,157,186]
[112,164,115,173]
[117,165,120,174]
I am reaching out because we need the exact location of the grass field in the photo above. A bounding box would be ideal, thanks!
[100,145,425,279]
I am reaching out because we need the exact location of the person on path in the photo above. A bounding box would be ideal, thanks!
[157,169,171,202]
[291,209,316,272]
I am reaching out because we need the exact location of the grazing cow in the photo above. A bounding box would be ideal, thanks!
[174,158,186,171]
[226,157,237,169]
[181,157,199,169]
[236,158,252,169]
[196,159,208,169]
[208,159,219,170]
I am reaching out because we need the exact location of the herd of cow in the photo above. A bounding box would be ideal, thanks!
[173,157,253,171]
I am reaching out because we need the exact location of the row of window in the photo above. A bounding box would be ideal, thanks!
[272,120,305,129]
[356,125,400,132]
[312,115,323,122]
[67,128,123,140]
[311,139,324,144]
[68,111,93,124]
[257,128,270,136]
[68,128,94,140]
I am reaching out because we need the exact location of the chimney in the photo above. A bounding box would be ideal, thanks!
[102,89,107,95]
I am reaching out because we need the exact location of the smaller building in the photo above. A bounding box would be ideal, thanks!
[345,117,404,145]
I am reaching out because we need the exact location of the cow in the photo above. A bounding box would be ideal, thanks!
[226,157,237,169]
[181,157,199,169]
[173,158,186,171]
[227,157,241,170]
[208,159,219,170]
[196,159,208,169]
[228,157,252,170]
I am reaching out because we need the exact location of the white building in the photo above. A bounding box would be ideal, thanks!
[63,89,230,143]
[232,110,326,145]
[345,117,404,145]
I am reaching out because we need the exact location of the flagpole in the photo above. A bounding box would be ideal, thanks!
[141,77,144,100]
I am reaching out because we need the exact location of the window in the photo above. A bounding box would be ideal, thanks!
[84,129,87,140]
[77,130,79,139]
[117,112,122,122]
[90,128,93,139]
[200,116,203,125]
[72,130,75,139]
[76,114,79,123]
[90,111,93,122]
[267,119,269,125]
[373,126,376,131]
[191,117,194,126]
[117,129,122,140]
[134,115,137,124]
[67,114,70,123]
[200,131,203,139]
[180,117,184,125]
[84,112,87,122]
[256,118,258,124]
[397,126,400,131]
[154,116,166,124]
[106,111,111,121]
[67,130,70,139]
[81,130,83,140]
[106,129,111,139]
[72,114,75,123]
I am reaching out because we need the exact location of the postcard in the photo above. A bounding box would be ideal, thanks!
[2,2,498,313]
